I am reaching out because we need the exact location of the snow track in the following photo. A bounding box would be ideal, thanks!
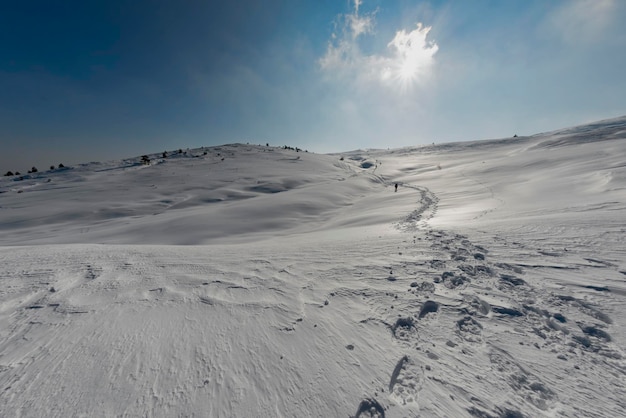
[343,222,625,417]
[3,225,618,417]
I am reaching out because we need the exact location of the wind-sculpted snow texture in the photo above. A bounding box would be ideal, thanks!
[1,117,626,417]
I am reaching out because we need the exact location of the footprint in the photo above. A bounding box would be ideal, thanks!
[418,300,439,319]
[398,186,438,230]
[354,398,385,418]
[491,306,524,317]
[488,347,556,411]
[554,295,612,324]
[468,406,526,418]
[457,316,483,343]
[412,281,435,293]
[85,264,101,280]
[466,296,491,316]
[437,271,469,289]
[451,248,470,261]
[495,263,524,275]
[388,355,422,407]
[571,324,622,359]
[499,274,526,287]
[581,325,611,342]
[582,285,609,292]
[391,317,416,341]
[430,259,446,269]
[458,264,493,277]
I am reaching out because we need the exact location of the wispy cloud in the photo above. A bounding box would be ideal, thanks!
[547,0,618,44]
[319,0,438,92]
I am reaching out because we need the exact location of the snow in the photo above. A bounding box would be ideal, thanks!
[1,117,625,417]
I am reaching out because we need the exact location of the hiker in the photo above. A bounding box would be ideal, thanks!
[394,183,398,192]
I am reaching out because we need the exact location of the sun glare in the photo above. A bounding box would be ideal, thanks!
[383,24,438,91]
[398,57,417,82]
[319,0,438,93]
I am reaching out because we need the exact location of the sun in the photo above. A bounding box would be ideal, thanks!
[384,55,420,92]
[380,24,438,92]
[397,56,418,84]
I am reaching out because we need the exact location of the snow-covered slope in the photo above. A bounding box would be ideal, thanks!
[0,145,391,245]
[1,117,625,417]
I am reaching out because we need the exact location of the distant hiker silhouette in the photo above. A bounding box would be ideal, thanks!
[394,183,398,192]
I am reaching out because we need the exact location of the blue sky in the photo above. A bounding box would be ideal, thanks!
[2,0,625,172]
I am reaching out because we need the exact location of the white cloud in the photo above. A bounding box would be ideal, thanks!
[348,13,374,39]
[319,0,438,92]
[354,0,362,14]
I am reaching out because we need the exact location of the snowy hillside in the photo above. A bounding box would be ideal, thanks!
[1,117,625,417]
